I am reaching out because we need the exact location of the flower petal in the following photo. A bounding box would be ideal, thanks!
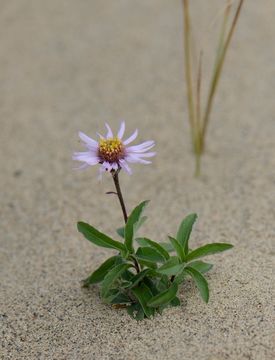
[97,132,105,139]
[117,121,125,139]
[105,123,113,138]
[119,159,132,175]
[123,129,138,145]
[126,141,155,153]
[102,161,112,172]
[78,131,98,148]
[102,161,118,172]
[135,151,156,158]
[111,162,119,171]
[125,153,152,164]
[72,151,99,165]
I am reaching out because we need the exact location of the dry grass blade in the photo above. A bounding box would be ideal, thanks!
[196,51,203,134]
[201,0,244,144]
[182,0,196,143]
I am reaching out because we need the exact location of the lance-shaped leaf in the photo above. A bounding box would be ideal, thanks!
[157,257,185,276]
[147,282,178,308]
[101,263,132,298]
[136,238,170,260]
[116,227,125,239]
[185,243,233,262]
[135,216,148,232]
[173,269,187,286]
[117,216,147,240]
[187,260,213,274]
[168,236,185,262]
[124,201,149,253]
[132,283,155,318]
[176,213,197,254]
[170,296,181,307]
[185,266,209,303]
[77,222,126,252]
[110,292,131,305]
[82,255,119,287]
[143,277,159,296]
[136,246,167,264]
[124,269,151,289]
[159,242,174,252]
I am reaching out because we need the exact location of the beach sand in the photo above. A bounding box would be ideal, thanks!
[0,1,274,359]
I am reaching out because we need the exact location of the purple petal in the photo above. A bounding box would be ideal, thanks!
[126,141,155,153]
[102,161,112,172]
[123,129,138,145]
[98,166,105,180]
[105,123,113,138]
[111,162,119,171]
[119,159,132,175]
[102,161,118,172]
[97,132,105,139]
[125,154,152,164]
[135,151,156,158]
[78,131,98,148]
[117,121,125,139]
[72,151,99,165]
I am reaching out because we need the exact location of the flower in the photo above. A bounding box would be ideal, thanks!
[73,122,156,175]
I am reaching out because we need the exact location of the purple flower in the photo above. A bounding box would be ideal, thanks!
[73,122,156,176]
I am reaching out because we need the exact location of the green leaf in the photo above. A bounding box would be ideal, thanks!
[132,283,155,318]
[136,247,166,263]
[116,227,124,238]
[143,277,159,296]
[156,275,170,292]
[185,243,233,262]
[138,258,157,269]
[176,213,197,254]
[124,269,150,289]
[110,292,131,305]
[127,302,145,321]
[125,201,149,253]
[159,242,175,252]
[121,269,134,281]
[136,238,170,260]
[173,269,187,286]
[188,260,213,274]
[168,236,185,262]
[134,216,148,232]
[170,296,181,307]
[77,222,126,252]
[157,257,184,276]
[185,266,209,303]
[101,263,132,298]
[103,289,120,303]
[82,255,119,287]
[116,216,147,240]
[147,283,178,308]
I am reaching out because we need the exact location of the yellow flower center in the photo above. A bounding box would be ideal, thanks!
[98,137,125,163]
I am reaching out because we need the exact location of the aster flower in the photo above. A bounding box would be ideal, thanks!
[73,122,156,176]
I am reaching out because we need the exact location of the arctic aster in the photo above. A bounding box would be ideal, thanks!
[73,122,156,175]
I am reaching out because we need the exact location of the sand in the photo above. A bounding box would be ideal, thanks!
[0,1,274,359]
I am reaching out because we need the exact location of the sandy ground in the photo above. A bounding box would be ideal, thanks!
[0,1,274,359]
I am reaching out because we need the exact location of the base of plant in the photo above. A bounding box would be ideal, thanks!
[78,201,233,320]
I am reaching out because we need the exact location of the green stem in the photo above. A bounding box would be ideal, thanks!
[112,169,128,224]
[130,255,140,274]
[111,170,140,273]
